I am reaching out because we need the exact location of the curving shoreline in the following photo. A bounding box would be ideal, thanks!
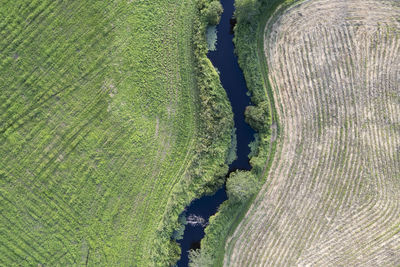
[176,0,256,265]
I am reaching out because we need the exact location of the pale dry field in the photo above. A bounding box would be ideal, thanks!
[225,0,400,266]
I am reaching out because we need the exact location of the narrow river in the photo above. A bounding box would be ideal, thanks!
[176,0,256,265]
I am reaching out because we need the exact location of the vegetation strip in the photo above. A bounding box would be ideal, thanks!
[188,0,286,266]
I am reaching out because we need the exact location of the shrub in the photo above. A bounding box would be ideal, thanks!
[205,1,223,25]
[226,127,237,164]
[245,100,270,132]
[189,249,213,267]
[235,0,261,24]
[172,213,187,240]
[248,133,260,157]
[226,170,259,203]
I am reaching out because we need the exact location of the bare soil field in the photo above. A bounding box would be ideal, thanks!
[225,0,400,265]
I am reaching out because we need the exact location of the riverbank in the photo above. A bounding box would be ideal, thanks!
[176,0,255,265]
[151,0,234,266]
[194,0,286,265]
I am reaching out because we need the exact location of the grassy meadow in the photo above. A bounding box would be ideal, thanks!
[0,1,232,266]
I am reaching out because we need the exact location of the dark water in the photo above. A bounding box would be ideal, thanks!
[176,0,255,266]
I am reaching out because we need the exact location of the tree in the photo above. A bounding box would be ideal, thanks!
[245,100,270,132]
[235,0,261,24]
[171,213,187,240]
[226,170,259,203]
[205,1,223,25]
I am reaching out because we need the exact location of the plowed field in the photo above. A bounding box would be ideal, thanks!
[225,0,400,265]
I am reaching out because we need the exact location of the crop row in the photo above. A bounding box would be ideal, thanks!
[225,0,400,266]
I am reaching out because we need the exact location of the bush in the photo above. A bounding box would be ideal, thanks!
[245,100,270,132]
[205,1,223,25]
[226,127,237,164]
[172,213,187,240]
[235,0,261,24]
[248,133,260,157]
[189,249,213,267]
[226,170,259,203]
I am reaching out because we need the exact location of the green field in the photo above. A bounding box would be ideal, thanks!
[0,1,232,266]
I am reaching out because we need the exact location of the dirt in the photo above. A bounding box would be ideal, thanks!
[225,0,400,266]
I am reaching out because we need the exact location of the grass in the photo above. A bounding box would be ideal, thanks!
[0,1,233,266]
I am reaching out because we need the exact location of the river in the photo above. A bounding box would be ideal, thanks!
[176,0,256,265]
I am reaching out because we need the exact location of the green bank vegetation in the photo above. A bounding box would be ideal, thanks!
[0,0,232,266]
[189,0,295,266]
[152,0,234,265]
[226,171,259,203]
